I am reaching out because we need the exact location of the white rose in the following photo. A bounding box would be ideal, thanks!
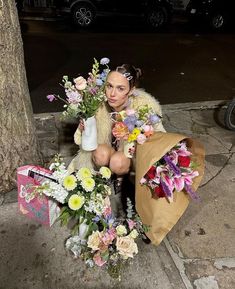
[74,76,87,90]
[129,229,139,239]
[116,236,138,258]
[116,225,127,236]
[87,231,102,251]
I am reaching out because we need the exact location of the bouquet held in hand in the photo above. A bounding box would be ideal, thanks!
[112,105,161,158]
[46,57,110,120]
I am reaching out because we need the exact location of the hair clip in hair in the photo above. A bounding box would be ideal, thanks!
[123,73,133,81]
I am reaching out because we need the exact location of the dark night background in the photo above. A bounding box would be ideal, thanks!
[18,0,235,113]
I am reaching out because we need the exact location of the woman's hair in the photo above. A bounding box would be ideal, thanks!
[113,64,142,89]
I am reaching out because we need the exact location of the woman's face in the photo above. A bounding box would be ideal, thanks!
[105,71,134,112]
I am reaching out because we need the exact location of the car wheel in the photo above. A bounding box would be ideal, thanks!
[146,6,169,30]
[72,4,95,27]
[209,12,227,30]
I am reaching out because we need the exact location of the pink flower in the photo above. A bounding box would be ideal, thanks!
[74,76,87,90]
[137,133,147,144]
[127,219,136,230]
[93,253,107,267]
[103,206,112,218]
[46,94,56,102]
[173,177,184,192]
[65,89,82,104]
[143,125,154,138]
[101,228,116,245]
[140,177,147,184]
[183,171,199,185]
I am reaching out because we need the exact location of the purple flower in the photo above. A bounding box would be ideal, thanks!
[184,183,200,201]
[92,216,100,222]
[160,179,172,198]
[96,78,103,86]
[65,89,82,104]
[100,70,108,81]
[149,114,161,124]
[123,116,136,132]
[136,120,144,127]
[100,57,110,65]
[89,87,98,95]
[163,155,181,176]
[46,94,56,102]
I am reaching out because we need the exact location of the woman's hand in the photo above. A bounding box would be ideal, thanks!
[78,119,85,131]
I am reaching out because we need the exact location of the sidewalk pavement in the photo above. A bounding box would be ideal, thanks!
[1,100,235,289]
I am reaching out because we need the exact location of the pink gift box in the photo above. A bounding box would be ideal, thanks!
[17,165,60,226]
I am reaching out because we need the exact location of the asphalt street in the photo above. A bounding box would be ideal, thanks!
[20,16,235,113]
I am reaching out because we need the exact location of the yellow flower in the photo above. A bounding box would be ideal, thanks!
[63,175,77,191]
[99,166,111,179]
[128,133,137,142]
[132,128,141,137]
[68,194,85,210]
[76,168,92,180]
[81,177,95,192]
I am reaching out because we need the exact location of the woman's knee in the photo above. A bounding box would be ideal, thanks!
[92,144,113,167]
[109,152,131,175]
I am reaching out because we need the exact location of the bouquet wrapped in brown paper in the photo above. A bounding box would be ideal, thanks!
[135,132,205,246]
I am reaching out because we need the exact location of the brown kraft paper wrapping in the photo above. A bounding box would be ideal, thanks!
[135,132,205,246]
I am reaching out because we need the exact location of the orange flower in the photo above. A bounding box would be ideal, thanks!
[112,122,129,140]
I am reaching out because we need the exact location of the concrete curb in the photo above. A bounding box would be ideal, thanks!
[33,100,227,118]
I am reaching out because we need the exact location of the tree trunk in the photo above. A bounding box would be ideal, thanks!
[0,1,41,193]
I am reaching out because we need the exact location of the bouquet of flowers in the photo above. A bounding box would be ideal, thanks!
[140,141,200,203]
[112,105,161,157]
[66,198,147,279]
[46,57,110,121]
[32,155,147,279]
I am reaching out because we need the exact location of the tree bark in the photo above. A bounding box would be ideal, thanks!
[0,0,41,193]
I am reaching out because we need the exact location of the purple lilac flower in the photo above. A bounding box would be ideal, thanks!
[149,114,161,124]
[163,155,181,176]
[100,57,110,65]
[46,94,56,102]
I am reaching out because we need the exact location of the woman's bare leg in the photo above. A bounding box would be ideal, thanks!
[109,151,131,175]
[92,144,115,167]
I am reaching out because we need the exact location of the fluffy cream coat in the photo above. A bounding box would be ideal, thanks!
[68,88,165,172]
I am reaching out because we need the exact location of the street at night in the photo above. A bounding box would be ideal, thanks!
[1,3,235,289]
[20,17,235,113]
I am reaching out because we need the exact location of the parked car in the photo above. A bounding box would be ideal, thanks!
[59,0,173,30]
[186,0,235,30]
[16,0,173,30]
